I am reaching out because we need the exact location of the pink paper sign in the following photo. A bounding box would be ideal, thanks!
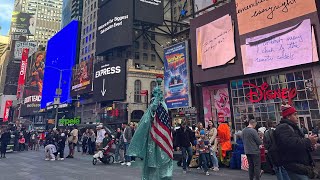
[243,19,313,75]
[196,14,236,69]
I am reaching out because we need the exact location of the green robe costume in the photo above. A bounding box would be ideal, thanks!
[128,85,173,180]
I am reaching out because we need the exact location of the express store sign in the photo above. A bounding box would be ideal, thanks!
[244,83,297,103]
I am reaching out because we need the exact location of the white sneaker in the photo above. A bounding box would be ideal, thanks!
[126,162,131,166]
[213,167,219,171]
[50,159,55,161]
[59,158,64,161]
[131,160,135,162]
[121,162,126,166]
[183,170,187,174]
[206,171,210,176]
[45,158,49,161]
[197,167,201,170]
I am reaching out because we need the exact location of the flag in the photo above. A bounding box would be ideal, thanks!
[150,103,173,159]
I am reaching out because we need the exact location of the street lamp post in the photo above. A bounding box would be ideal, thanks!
[45,66,71,128]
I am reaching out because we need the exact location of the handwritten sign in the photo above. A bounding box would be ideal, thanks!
[236,0,317,35]
[243,19,313,75]
[196,14,235,69]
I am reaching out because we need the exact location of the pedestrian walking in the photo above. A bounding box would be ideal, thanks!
[82,129,89,155]
[121,123,132,166]
[242,119,262,180]
[175,120,195,174]
[66,125,78,158]
[275,102,318,179]
[207,120,219,171]
[196,130,211,176]
[88,129,96,155]
[0,128,11,158]
[114,128,123,163]
[57,133,66,160]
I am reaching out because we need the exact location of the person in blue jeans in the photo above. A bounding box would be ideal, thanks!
[121,123,132,166]
[175,121,195,173]
[196,130,211,176]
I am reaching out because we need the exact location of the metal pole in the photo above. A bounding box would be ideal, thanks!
[54,70,63,128]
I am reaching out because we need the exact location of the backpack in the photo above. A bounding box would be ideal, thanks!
[264,128,281,166]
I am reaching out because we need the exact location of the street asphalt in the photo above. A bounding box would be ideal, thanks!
[0,149,275,180]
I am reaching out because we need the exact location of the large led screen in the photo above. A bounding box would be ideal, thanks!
[41,20,80,109]
[96,0,133,55]
[134,0,163,25]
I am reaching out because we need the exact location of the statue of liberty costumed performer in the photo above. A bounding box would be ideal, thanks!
[128,75,173,180]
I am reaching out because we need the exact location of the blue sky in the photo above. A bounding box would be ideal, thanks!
[0,0,14,36]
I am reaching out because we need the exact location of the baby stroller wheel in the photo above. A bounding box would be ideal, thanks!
[92,158,98,165]
[108,155,114,164]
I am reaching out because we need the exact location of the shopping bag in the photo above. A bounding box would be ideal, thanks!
[241,154,249,171]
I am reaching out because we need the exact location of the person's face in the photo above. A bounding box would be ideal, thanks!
[198,123,203,129]
[288,112,298,124]
[86,129,89,133]
[200,134,205,139]
[36,54,43,63]
[117,128,121,132]
[208,121,213,127]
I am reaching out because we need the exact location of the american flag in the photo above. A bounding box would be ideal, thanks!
[150,103,173,159]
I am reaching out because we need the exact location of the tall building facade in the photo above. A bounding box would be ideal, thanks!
[71,0,83,21]
[62,0,83,28]
[79,0,97,62]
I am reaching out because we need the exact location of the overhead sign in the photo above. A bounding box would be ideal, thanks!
[235,0,317,35]
[71,58,93,96]
[17,48,29,99]
[3,100,13,122]
[14,41,38,59]
[11,11,35,36]
[134,0,163,25]
[93,59,126,102]
[96,0,133,55]
[164,41,191,109]
[58,117,81,126]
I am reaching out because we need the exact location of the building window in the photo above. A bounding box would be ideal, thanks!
[151,54,156,61]
[150,81,157,93]
[94,2,97,8]
[151,33,155,40]
[135,52,140,59]
[143,53,148,61]
[126,51,132,58]
[92,42,94,50]
[143,42,148,50]
[151,44,155,50]
[134,80,142,103]
[93,32,95,39]
[134,41,140,49]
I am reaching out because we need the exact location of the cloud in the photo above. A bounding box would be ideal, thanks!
[0,2,14,23]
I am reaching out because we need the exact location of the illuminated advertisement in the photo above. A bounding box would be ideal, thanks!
[20,51,46,116]
[71,58,93,96]
[164,41,191,109]
[41,20,80,109]
[11,11,35,36]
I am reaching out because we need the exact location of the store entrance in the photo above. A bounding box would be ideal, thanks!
[298,115,312,133]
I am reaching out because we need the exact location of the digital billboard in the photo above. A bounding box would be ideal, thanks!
[164,41,191,109]
[41,20,80,109]
[96,0,133,55]
[11,11,35,36]
[93,59,126,102]
[20,51,46,116]
[134,0,163,25]
[70,57,93,96]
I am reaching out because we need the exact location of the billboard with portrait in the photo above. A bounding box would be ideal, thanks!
[20,51,46,116]
[164,41,191,109]
[71,58,93,96]
[11,11,35,36]
[96,0,133,55]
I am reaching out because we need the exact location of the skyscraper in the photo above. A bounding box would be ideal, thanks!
[62,0,83,28]
[61,0,72,28]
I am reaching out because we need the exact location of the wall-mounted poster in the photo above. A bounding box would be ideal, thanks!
[202,84,231,126]
[164,41,191,109]
[242,19,317,75]
[196,14,235,69]
[71,58,93,96]
[235,0,317,35]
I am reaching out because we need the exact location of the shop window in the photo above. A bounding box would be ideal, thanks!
[288,82,296,89]
[296,81,305,90]
[286,73,294,82]
[297,91,307,100]
[303,70,312,79]
[278,74,286,83]
[232,90,238,97]
[231,81,237,89]
[233,98,239,105]
[256,78,263,86]
[295,71,303,80]
[309,100,319,109]
[237,80,243,88]
[134,80,142,103]
[271,76,279,84]
[267,104,275,112]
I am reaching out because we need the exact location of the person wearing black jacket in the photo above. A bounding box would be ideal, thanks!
[0,128,11,158]
[57,133,66,160]
[274,103,318,180]
[175,120,195,173]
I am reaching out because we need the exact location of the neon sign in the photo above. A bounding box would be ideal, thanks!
[243,83,297,103]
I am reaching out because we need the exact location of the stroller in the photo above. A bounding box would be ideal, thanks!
[92,138,116,165]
